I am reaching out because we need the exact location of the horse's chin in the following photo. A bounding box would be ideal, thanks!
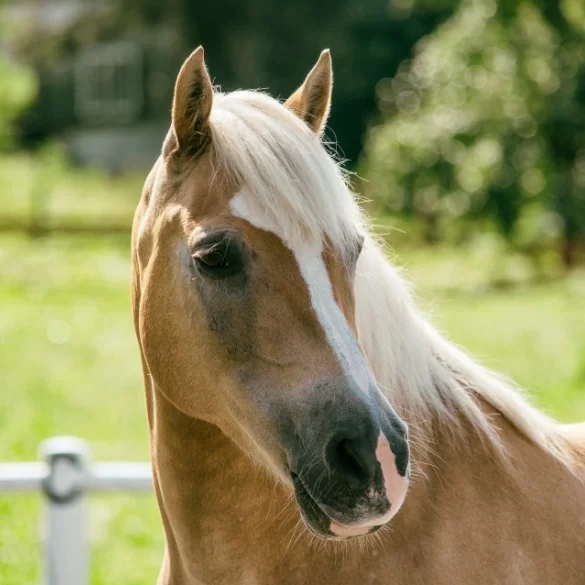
[290,472,385,541]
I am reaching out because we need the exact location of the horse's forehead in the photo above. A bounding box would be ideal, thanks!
[177,153,237,216]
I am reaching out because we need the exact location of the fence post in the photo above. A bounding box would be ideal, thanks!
[40,437,90,585]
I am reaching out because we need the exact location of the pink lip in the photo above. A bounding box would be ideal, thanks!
[329,520,372,537]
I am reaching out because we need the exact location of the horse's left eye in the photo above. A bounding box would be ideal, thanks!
[192,243,242,279]
[196,248,227,269]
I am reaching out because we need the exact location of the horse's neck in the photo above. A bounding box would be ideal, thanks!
[149,389,585,585]
[149,388,299,584]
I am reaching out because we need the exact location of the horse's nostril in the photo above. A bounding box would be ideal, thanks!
[336,439,367,480]
[327,435,376,486]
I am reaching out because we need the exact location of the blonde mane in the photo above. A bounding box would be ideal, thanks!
[207,88,574,469]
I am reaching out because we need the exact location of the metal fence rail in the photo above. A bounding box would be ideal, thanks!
[0,436,153,585]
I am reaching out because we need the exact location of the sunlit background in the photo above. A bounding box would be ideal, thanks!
[1,0,584,583]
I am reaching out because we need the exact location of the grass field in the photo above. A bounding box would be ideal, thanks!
[0,152,142,231]
[0,167,584,584]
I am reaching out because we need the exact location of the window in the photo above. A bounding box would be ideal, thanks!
[75,41,143,125]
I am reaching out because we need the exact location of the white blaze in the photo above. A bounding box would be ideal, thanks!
[230,191,409,535]
[230,192,370,393]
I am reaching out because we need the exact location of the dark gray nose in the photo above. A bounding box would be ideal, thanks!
[284,375,409,521]
[281,376,410,536]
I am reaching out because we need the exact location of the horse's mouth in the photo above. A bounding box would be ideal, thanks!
[290,472,383,540]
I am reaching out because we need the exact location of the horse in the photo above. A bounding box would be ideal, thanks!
[131,47,585,584]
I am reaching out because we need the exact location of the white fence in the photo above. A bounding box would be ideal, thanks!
[0,436,153,585]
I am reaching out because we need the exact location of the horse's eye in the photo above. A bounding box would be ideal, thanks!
[196,248,227,269]
[192,242,242,279]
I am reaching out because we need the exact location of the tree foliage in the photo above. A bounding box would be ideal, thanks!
[0,57,36,148]
[364,0,585,264]
[0,5,38,148]
[0,40,36,148]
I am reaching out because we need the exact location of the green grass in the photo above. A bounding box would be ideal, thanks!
[0,151,142,229]
[0,215,584,582]
[0,234,162,585]
[395,249,585,421]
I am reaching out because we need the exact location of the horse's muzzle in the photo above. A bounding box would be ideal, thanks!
[289,411,410,540]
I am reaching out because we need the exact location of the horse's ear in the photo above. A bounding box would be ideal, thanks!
[170,46,213,154]
[285,49,332,136]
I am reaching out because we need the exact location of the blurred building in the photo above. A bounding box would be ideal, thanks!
[5,0,182,171]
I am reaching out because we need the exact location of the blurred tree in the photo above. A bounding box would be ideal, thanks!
[364,0,585,265]
[168,0,452,164]
[108,0,453,163]
[0,6,37,149]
